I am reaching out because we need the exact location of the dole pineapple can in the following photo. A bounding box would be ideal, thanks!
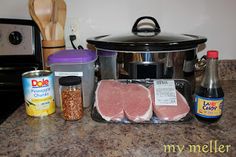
[22,70,55,117]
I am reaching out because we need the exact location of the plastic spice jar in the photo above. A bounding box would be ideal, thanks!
[59,76,83,120]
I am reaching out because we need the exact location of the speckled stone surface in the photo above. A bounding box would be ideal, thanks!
[196,60,236,83]
[0,81,235,157]
[219,60,236,80]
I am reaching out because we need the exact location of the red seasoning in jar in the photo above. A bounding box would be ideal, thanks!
[59,76,83,120]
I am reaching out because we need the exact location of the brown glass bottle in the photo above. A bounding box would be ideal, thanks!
[194,50,224,123]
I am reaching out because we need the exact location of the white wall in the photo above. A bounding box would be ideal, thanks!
[0,0,235,59]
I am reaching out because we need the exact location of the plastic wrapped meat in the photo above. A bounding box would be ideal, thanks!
[94,80,152,122]
[149,85,190,121]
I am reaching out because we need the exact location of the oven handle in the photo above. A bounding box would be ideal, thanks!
[0,66,38,71]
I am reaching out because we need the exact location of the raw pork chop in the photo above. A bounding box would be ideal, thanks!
[95,80,125,121]
[149,85,190,121]
[95,80,152,122]
[124,83,152,122]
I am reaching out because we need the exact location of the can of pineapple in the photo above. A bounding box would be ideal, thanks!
[22,70,55,117]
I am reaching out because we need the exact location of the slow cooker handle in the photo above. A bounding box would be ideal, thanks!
[132,16,161,33]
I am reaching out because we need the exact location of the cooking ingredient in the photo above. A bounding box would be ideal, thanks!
[194,50,224,123]
[61,88,83,120]
[95,80,125,121]
[59,76,83,120]
[95,80,152,122]
[149,85,190,121]
[22,70,55,117]
[124,83,152,122]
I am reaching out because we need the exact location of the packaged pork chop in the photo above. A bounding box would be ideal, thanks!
[91,79,193,124]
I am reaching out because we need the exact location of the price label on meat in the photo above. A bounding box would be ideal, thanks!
[154,80,177,106]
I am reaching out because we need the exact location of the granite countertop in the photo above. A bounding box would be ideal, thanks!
[0,81,235,157]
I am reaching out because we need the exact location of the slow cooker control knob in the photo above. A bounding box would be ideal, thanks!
[9,31,23,45]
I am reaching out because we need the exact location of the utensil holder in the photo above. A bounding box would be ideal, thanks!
[42,40,65,69]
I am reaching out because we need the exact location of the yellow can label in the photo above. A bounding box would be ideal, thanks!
[195,95,224,118]
[22,72,55,117]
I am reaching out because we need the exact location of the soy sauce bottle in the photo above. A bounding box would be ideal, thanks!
[194,50,224,123]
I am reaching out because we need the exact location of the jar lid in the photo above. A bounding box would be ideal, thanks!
[59,76,81,86]
[48,49,97,64]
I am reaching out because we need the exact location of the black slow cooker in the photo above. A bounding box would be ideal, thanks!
[87,16,207,90]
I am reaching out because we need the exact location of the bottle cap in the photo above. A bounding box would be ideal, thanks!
[207,50,218,59]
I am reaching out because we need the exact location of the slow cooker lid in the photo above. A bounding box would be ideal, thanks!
[87,16,207,52]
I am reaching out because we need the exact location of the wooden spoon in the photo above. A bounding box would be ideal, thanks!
[34,0,53,40]
[45,0,64,40]
[45,22,64,40]
[57,0,67,29]
[28,0,46,39]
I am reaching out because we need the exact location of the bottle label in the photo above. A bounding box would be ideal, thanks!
[195,95,224,118]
